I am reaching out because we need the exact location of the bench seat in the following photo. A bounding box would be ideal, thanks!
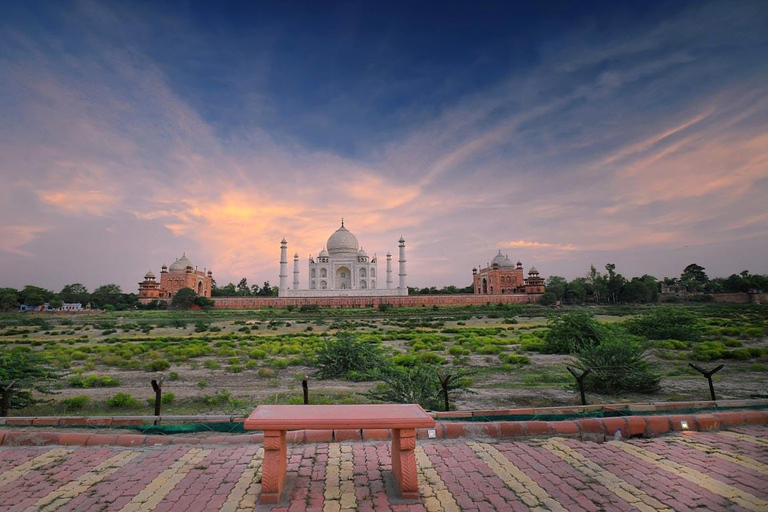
[244,404,435,503]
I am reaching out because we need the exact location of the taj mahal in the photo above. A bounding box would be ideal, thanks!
[278,221,408,297]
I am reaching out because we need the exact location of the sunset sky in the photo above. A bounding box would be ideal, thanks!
[1,0,767,293]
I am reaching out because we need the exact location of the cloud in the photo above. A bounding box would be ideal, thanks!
[0,225,49,256]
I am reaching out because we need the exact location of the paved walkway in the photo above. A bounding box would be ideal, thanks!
[0,426,766,512]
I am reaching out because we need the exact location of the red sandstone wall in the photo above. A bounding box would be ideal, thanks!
[212,293,542,309]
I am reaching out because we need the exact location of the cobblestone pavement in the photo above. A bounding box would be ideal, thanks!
[0,426,766,511]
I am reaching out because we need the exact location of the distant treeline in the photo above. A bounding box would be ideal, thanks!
[539,263,768,306]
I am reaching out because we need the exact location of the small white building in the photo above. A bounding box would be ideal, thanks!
[279,221,408,297]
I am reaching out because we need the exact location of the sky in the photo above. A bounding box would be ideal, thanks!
[1,0,767,293]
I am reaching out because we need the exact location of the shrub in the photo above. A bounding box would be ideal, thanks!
[314,332,385,381]
[161,392,175,405]
[204,389,231,406]
[624,307,703,342]
[145,359,171,372]
[499,353,530,365]
[168,371,180,381]
[544,312,607,354]
[574,335,660,394]
[365,363,473,411]
[258,368,275,378]
[68,374,121,388]
[62,395,90,411]
[107,392,139,408]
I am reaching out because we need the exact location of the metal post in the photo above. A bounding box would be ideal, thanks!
[151,376,165,422]
[438,372,452,412]
[689,363,724,401]
[302,377,309,405]
[567,367,591,406]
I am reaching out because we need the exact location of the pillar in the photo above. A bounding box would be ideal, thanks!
[293,253,300,290]
[386,252,393,289]
[398,237,407,292]
[279,238,288,295]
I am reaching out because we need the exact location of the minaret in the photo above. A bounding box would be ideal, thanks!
[292,253,300,290]
[279,238,288,294]
[386,252,393,289]
[398,236,407,292]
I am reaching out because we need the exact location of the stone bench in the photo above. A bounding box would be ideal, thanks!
[244,404,435,504]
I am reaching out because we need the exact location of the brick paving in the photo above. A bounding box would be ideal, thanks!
[0,426,766,512]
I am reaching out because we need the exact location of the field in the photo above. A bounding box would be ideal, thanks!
[2,303,767,417]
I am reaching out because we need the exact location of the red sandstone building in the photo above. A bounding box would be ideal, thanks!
[138,254,213,305]
[473,251,545,295]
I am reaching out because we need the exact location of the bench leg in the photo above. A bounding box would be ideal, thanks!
[261,430,287,504]
[392,428,419,499]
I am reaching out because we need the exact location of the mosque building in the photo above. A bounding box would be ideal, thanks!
[138,254,213,304]
[472,250,545,296]
[279,221,408,297]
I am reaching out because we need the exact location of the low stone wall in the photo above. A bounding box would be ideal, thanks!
[212,293,542,309]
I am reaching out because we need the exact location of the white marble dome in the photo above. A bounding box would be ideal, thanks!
[327,224,359,256]
[169,254,193,273]
[491,251,506,267]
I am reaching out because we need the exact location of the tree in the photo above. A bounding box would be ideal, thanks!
[258,281,276,296]
[236,278,250,296]
[604,263,626,303]
[587,265,607,304]
[0,288,19,312]
[171,287,198,309]
[20,285,53,307]
[564,278,587,304]
[681,263,708,291]
[220,283,237,296]
[60,283,90,304]
[194,296,215,310]
[545,276,568,301]
[0,347,60,415]
[90,284,123,309]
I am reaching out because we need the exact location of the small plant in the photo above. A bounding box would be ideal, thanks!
[314,332,385,381]
[161,392,176,405]
[68,374,121,388]
[107,392,139,408]
[365,362,473,411]
[574,335,660,394]
[168,371,180,381]
[145,359,171,372]
[62,395,90,411]
[197,380,208,389]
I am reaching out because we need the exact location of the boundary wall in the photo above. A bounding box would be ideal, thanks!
[212,293,541,309]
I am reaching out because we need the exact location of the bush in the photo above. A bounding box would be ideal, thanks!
[107,392,139,408]
[624,307,703,342]
[365,363,473,411]
[544,312,607,354]
[574,335,660,394]
[62,395,90,411]
[314,332,385,381]
[161,392,175,405]
[145,359,171,372]
[68,374,121,388]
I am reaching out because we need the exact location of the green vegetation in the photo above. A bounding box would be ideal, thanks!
[544,311,606,354]
[625,307,703,341]
[314,332,385,381]
[1,301,766,415]
[574,335,661,394]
